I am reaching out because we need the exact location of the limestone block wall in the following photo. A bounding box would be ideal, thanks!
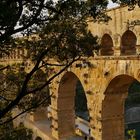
[88,5,140,55]
[50,56,140,140]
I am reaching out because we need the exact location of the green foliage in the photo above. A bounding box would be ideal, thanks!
[127,129,136,140]
[0,96,32,140]
[0,0,140,42]
[0,122,32,140]
[0,64,50,112]
[0,0,19,31]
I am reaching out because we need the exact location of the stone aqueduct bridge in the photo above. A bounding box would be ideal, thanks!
[48,6,140,140]
[3,6,140,140]
[50,56,140,140]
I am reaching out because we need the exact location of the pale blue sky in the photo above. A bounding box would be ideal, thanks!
[108,0,119,8]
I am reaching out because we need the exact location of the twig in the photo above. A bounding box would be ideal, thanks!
[0,96,12,102]
[0,65,10,71]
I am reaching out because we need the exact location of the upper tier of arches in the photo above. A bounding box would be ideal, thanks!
[100,30,137,56]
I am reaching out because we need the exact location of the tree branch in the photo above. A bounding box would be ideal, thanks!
[0,48,50,119]
[0,93,53,125]
[0,0,44,42]
[0,65,10,71]
[27,57,80,94]
[38,61,65,69]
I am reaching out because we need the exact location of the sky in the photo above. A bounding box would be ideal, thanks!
[108,0,119,9]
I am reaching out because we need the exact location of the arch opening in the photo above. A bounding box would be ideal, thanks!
[100,34,114,56]
[35,136,42,140]
[121,30,137,55]
[75,80,89,121]
[125,80,140,139]
[57,72,90,139]
[102,75,140,140]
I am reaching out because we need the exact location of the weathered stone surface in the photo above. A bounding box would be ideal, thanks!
[3,5,140,140]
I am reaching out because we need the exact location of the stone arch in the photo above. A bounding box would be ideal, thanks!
[100,34,114,56]
[121,30,137,55]
[102,74,137,140]
[56,71,89,139]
